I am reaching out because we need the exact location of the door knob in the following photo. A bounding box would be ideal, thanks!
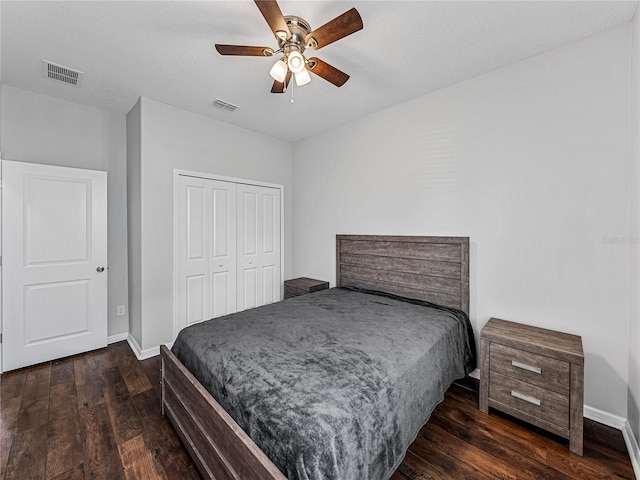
[96,266,105,273]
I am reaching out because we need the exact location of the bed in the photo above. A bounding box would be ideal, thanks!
[161,234,473,480]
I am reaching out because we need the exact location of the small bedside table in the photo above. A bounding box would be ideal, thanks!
[284,277,329,299]
[479,318,584,455]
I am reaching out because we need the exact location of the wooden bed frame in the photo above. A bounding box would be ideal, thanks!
[161,235,470,480]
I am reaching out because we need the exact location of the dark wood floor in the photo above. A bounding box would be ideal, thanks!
[1,341,635,480]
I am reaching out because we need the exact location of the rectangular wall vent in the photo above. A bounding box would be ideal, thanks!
[211,98,240,112]
[42,60,83,87]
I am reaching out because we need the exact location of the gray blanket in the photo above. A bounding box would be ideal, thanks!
[172,287,476,480]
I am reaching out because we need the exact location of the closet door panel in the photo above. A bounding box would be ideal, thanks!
[186,274,206,326]
[178,178,210,330]
[237,184,281,311]
[178,177,237,332]
[242,268,258,310]
[261,189,280,304]
[186,186,206,261]
[210,183,237,317]
[238,188,260,310]
[262,265,276,305]
[241,191,258,256]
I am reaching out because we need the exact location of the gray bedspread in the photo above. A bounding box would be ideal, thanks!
[171,287,476,480]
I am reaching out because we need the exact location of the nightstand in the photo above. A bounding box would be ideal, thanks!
[479,318,584,455]
[284,277,329,299]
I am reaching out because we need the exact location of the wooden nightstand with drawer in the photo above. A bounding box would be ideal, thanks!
[479,318,584,455]
[284,277,329,299]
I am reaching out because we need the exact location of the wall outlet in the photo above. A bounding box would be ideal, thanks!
[116,305,126,316]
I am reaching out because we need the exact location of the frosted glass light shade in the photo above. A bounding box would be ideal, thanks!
[295,69,311,86]
[287,51,305,74]
[269,60,287,83]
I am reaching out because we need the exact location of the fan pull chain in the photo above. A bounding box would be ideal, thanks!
[290,77,295,104]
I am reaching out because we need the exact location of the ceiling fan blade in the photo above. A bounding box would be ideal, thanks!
[271,71,292,93]
[255,0,291,41]
[306,58,350,87]
[305,8,363,50]
[215,44,274,56]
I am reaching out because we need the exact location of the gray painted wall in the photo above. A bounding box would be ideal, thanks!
[292,26,632,419]
[127,97,293,352]
[1,85,129,339]
[629,7,640,447]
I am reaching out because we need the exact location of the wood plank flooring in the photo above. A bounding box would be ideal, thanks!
[1,341,635,480]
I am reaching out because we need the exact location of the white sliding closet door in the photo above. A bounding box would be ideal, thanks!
[176,175,281,334]
[237,184,281,311]
[177,176,237,328]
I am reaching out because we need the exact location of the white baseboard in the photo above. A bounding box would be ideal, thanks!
[107,332,128,344]
[583,405,640,477]
[584,405,626,429]
[622,420,640,480]
[126,334,174,360]
[126,334,160,360]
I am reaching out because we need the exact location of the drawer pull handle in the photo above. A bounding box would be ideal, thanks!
[511,360,542,375]
[511,390,541,406]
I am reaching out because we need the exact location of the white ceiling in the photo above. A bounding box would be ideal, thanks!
[2,1,638,143]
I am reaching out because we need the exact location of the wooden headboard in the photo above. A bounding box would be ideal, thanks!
[336,235,469,315]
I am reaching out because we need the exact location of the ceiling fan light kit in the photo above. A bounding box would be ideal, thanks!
[215,0,363,94]
[269,59,288,83]
[286,51,305,74]
[294,69,311,87]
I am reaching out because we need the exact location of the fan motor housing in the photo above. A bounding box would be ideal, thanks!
[278,15,312,51]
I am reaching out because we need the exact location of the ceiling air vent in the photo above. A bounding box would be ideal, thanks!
[42,60,83,87]
[211,98,240,112]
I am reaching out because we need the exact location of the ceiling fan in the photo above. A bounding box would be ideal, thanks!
[215,0,363,93]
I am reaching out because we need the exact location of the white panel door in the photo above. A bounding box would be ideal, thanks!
[2,160,107,371]
[177,176,236,331]
[237,184,281,311]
